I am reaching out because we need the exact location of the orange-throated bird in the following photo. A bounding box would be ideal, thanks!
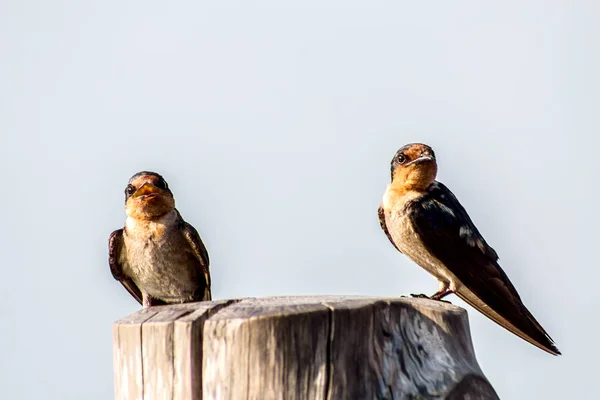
[378,143,560,355]
[109,171,211,307]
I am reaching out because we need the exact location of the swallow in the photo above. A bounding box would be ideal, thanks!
[378,143,560,355]
[109,171,211,308]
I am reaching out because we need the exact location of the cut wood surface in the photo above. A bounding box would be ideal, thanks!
[113,296,499,400]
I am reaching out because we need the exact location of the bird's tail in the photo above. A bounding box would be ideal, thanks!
[456,290,561,356]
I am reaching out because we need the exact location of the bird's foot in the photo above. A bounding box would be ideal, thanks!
[142,295,167,308]
[410,293,431,299]
[410,293,452,304]
[431,289,454,304]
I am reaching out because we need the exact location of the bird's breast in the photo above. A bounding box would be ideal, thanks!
[383,191,458,285]
[122,214,200,300]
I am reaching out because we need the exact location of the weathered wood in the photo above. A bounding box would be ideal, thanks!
[113,296,499,400]
[113,308,159,400]
[173,301,237,400]
[202,297,330,400]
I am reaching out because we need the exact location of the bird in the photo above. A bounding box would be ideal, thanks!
[378,143,560,355]
[109,171,211,308]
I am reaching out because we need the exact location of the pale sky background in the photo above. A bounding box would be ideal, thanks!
[1,1,598,399]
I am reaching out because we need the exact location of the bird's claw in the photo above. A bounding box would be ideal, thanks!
[410,293,452,304]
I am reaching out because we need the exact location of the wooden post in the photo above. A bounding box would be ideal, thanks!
[113,296,499,400]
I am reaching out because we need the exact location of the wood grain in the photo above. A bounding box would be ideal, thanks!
[113,308,159,400]
[113,296,498,400]
[202,297,330,400]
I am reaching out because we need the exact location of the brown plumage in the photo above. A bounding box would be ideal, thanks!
[109,171,211,307]
[379,143,560,355]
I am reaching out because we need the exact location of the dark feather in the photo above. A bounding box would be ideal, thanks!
[378,204,402,253]
[109,229,143,305]
[176,210,212,301]
[408,182,560,355]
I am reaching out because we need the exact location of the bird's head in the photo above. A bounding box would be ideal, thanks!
[124,171,175,220]
[389,143,437,192]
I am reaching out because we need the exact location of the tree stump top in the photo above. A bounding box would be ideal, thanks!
[113,296,498,400]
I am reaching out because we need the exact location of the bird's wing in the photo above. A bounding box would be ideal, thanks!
[177,211,212,301]
[378,204,401,253]
[109,229,143,305]
[409,182,560,355]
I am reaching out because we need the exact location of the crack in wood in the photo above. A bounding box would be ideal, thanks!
[322,303,334,400]
[113,297,499,400]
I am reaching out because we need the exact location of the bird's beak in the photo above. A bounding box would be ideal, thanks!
[132,182,162,198]
[405,154,435,167]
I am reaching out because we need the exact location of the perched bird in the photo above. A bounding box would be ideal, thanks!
[378,143,560,355]
[109,171,211,307]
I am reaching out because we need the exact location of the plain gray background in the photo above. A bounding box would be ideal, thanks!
[1,1,598,399]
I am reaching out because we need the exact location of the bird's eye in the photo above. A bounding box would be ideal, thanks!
[396,153,407,164]
[125,184,136,197]
[155,179,168,190]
